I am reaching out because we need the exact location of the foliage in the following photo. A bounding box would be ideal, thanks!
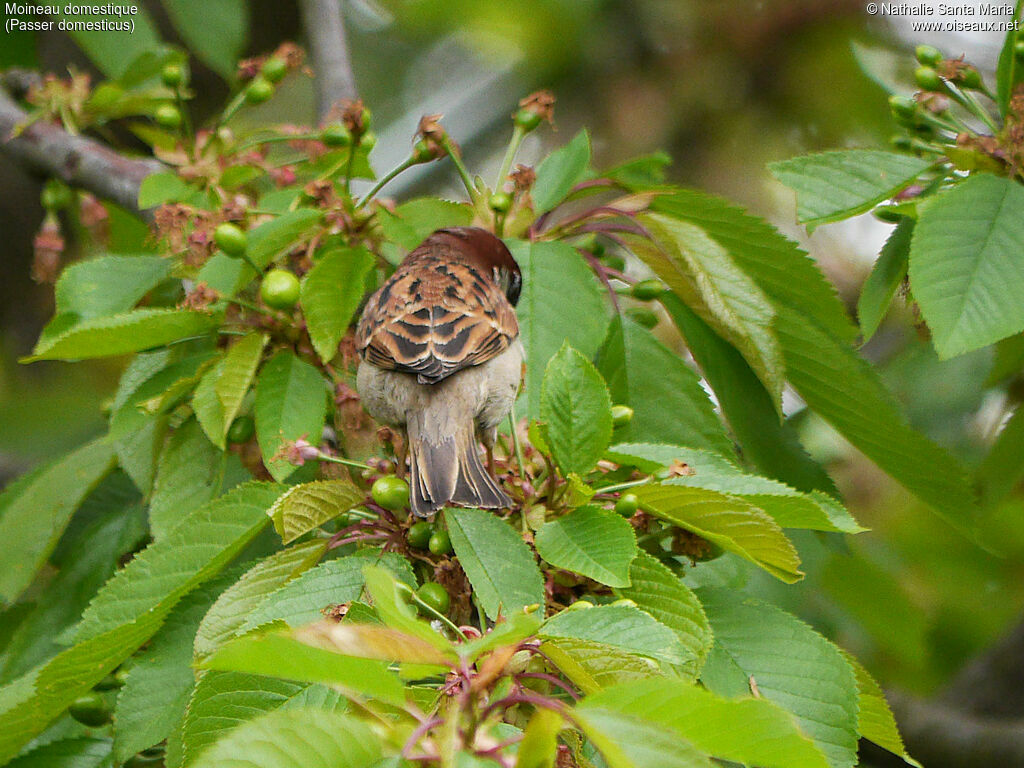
[15,11,1024,767]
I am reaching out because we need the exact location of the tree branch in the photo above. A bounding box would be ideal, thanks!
[298,0,358,122]
[0,87,164,218]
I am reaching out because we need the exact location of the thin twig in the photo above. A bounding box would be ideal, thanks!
[299,0,359,122]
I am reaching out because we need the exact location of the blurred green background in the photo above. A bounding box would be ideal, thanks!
[1,0,1020,706]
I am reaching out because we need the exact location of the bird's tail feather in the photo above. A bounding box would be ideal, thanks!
[407,411,512,517]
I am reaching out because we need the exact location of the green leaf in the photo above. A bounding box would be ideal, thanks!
[71,482,284,643]
[517,708,562,768]
[635,214,784,406]
[533,130,591,212]
[254,352,328,482]
[978,403,1024,508]
[25,309,218,362]
[610,551,711,678]
[604,151,672,189]
[240,550,414,633]
[509,240,610,420]
[635,483,803,583]
[4,737,113,768]
[300,247,374,364]
[541,605,690,666]
[193,360,227,447]
[772,305,977,532]
[909,173,1024,357]
[199,631,405,707]
[54,255,171,320]
[540,343,613,476]
[247,209,322,270]
[650,190,856,342]
[661,295,838,495]
[362,566,455,654]
[595,316,732,456]
[112,573,241,762]
[609,443,864,533]
[138,172,192,209]
[698,588,860,768]
[572,707,714,768]
[162,0,249,79]
[996,2,1024,116]
[844,652,921,766]
[180,672,343,768]
[583,679,830,768]
[293,620,454,665]
[187,708,381,768]
[50,7,161,77]
[445,508,545,620]
[194,541,327,659]
[769,151,932,228]
[214,333,267,446]
[858,218,912,342]
[534,505,636,587]
[540,638,661,695]
[376,198,473,250]
[0,439,116,603]
[268,479,366,544]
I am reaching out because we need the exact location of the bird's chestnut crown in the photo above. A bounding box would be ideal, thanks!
[429,227,522,307]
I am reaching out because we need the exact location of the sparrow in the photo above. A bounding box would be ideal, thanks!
[355,227,523,517]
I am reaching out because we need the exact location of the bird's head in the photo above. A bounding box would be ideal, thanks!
[429,227,522,306]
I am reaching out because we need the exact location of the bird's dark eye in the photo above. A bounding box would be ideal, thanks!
[507,271,522,306]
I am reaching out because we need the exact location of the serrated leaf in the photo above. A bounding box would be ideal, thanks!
[509,240,610,420]
[254,352,327,482]
[54,255,171,320]
[4,737,113,768]
[769,151,932,228]
[634,214,784,406]
[843,652,921,766]
[138,172,192,208]
[188,708,381,768]
[517,708,562,768]
[533,130,591,212]
[445,508,545,621]
[698,588,859,768]
[858,218,912,342]
[584,679,830,768]
[193,360,227,447]
[162,0,249,79]
[199,631,405,707]
[662,295,838,495]
[376,198,473,250]
[240,550,414,633]
[541,605,689,666]
[909,173,1024,357]
[179,672,336,767]
[595,316,732,456]
[25,309,218,362]
[268,479,366,544]
[772,305,977,532]
[650,190,856,342]
[535,506,636,587]
[610,551,711,678]
[540,638,662,695]
[572,707,714,768]
[540,343,613,476]
[635,483,803,583]
[609,443,863,533]
[194,541,327,659]
[362,566,455,654]
[71,483,284,643]
[213,333,267,445]
[248,209,322,269]
[458,612,543,662]
[0,439,116,603]
[294,620,454,665]
[300,247,374,364]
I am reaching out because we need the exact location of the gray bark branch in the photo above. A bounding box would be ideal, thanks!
[299,0,358,122]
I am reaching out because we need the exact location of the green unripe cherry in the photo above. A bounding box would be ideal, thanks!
[1016,40,1024,59]
[610,598,637,608]
[322,123,352,147]
[406,521,433,550]
[914,66,943,92]
[514,108,543,131]
[630,279,665,301]
[154,104,182,129]
[245,76,274,104]
[227,415,255,444]
[214,223,247,256]
[412,139,434,163]
[611,404,634,428]
[260,268,301,310]
[360,131,378,151]
[371,476,410,511]
[566,600,593,611]
[615,493,639,516]
[915,44,942,68]
[261,57,288,83]
[489,192,513,213]
[960,68,982,90]
[415,582,450,615]
[888,94,917,120]
[428,529,452,555]
[160,63,184,88]
[69,692,111,727]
